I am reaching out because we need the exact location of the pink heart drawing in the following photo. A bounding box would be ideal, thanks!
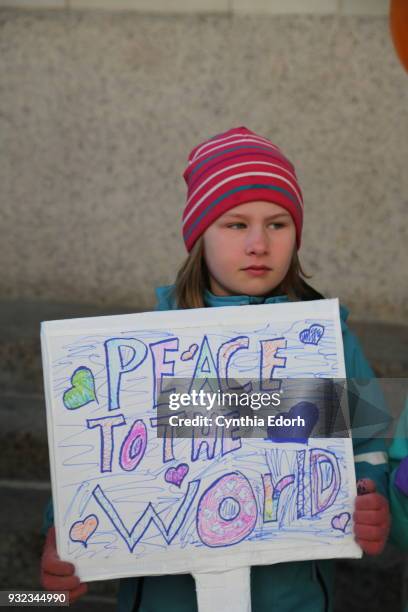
[181,344,199,361]
[69,514,99,547]
[331,512,351,533]
[165,463,189,487]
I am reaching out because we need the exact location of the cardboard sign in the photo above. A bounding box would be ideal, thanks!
[41,298,361,610]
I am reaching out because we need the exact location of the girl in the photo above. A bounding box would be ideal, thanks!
[41,126,391,611]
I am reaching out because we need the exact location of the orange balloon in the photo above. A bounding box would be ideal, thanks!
[390,0,408,72]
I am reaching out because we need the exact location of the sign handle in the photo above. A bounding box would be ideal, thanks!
[193,566,251,612]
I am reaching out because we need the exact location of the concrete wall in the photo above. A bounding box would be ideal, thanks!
[1,4,407,323]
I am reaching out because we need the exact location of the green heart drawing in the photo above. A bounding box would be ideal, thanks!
[63,367,97,410]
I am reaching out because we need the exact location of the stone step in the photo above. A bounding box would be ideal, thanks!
[0,301,140,396]
[0,484,118,599]
[350,320,408,378]
[1,395,49,480]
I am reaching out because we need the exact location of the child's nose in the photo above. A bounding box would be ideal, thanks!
[245,228,269,255]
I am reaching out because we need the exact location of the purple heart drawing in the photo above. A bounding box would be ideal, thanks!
[331,512,351,533]
[267,401,319,444]
[69,514,99,547]
[299,324,325,345]
[165,463,189,487]
[181,344,199,361]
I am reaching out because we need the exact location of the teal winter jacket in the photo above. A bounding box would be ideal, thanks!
[42,286,391,612]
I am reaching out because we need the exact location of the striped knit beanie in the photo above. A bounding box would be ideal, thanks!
[182,126,304,252]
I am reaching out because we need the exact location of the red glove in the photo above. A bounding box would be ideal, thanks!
[40,526,88,604]
[353,478,390,555]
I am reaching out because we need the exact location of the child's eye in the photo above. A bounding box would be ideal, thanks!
[225,221,285,230]
[227,223,246,229]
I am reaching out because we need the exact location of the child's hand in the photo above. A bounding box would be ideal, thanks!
[353,478,390,555]
[40,526,88,604]
[395,456,408,496]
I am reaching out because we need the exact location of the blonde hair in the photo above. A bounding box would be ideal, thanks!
[172,237,322,309]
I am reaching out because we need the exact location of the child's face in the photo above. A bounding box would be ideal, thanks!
[202,201,296,297]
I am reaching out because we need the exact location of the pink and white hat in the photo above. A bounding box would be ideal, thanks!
[182,126,304,252]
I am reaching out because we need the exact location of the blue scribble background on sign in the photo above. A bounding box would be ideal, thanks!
[47,315,353,565]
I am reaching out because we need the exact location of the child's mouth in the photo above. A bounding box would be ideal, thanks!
[243,267,270,277]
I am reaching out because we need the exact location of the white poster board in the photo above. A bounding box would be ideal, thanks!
[41,298,362,611]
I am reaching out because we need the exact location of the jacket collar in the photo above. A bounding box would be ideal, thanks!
[203,288,289,307]
[154,283,349,330]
